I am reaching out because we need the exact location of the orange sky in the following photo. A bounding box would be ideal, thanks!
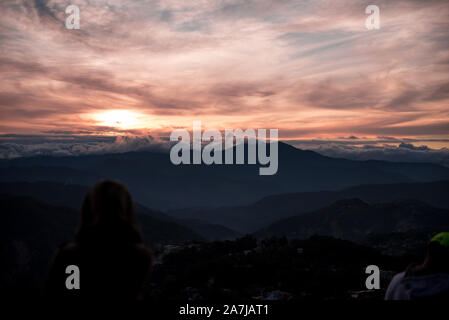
[0,0,448,146]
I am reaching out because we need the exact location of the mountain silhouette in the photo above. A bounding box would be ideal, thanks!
[176,218,242,241]
[1,142,448,210]
[0,166,103,186]
[0,181,237,241]
[168,180,449,233]
[0,194,202,246]
[254,199,449,241]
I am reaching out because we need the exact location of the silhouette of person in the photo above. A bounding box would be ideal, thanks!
[385,232,449,300]
[45,180,153,300]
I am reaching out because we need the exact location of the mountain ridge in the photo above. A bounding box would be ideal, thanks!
[253,198,449,241]
[168,180,449,233]
[1,142,448,210]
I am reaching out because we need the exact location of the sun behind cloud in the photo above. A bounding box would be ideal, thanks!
[91,110,149,130]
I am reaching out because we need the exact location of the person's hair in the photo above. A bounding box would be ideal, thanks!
[406,239,449,277]
[75,180,143,243]
[425,241,449,271]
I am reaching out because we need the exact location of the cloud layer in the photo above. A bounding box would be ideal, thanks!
[1,134,448,169]
[0,134,168,158]
[290,137,449,166]
[0,0,448,141]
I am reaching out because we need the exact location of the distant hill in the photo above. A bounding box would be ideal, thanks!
[1,142,448,210]
[254,199,449,241]
[0,195,78,295]
[0,166,103,186]
[0,194,202,247]
[0,181,235,241]
[176,218,241,241]
[252,180,449,216]
[168,180,449,233]
[0,181,88,210]
[0,181,174,220]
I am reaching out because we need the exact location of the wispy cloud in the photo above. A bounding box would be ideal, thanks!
[0,0,448,140]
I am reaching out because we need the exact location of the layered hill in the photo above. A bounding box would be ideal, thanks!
[1,142,448,210]
[168,180,449,233]
[254,199,449,241]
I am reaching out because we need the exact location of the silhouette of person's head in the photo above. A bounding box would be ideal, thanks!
[76,180,143,244]
[422,233,449,274]
[46,180,152,300]
[407,232,449,276]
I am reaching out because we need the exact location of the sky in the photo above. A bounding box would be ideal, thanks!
[0,0,448,160]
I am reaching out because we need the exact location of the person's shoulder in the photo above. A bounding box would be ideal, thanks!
[389,271,406,290]
[392,271,406,282]
[385,271,406,300]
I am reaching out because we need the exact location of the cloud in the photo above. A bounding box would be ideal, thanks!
[0,0,449,139]
[2,134,449,170]
[289,138,449,167]
[0,134,169,159]
[398,142,430,151]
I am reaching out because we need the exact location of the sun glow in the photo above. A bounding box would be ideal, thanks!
[91,110,148,129]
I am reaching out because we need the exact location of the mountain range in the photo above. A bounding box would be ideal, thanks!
[253,198,449,241]
[2,142,448,298]
[1,142,448,210]
[0,181,238,241]
[168,180,449,233]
